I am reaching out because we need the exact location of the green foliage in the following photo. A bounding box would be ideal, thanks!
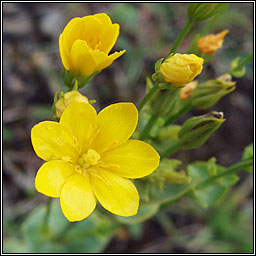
[242,143,253,173]
[21,201,115,253]
[188,161,239,208]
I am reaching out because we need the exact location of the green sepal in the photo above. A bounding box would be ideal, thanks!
[154,58,164,72]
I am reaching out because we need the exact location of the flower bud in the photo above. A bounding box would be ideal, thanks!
[180,81,198,101]
[178,111,225,149]
[160,54,204,87]
[55,91,89,118]
[190,74,235,110]
[188,3,228,22]
[150,87,180,118]
[198,30,229,54]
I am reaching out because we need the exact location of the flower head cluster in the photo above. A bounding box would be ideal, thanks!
[160,53,204,87]
[31,102,160,221]
[59,13,125,76]
[198,30,229,54]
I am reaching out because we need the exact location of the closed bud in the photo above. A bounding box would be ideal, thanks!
[198,30,229,54]
[190,74,235,110]
[150,87,180,117]
[188,3,228,22]
[55,90,89,118]
[178,111,225,149]
[160,53,204,87]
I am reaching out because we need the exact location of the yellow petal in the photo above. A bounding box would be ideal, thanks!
[81,16,103,44]
[89,168,139,216]
[60,102,97,154]
[93,13,119,54]
[101,140,160,178]
[60,18,85,52]
[59,34,70,70]
[35,160,75,198]
[31,121,78,162]
[93,13,112,26]
[109,50,126,61]
[100,24,120,54]
[60,173,96,222]
[70,39,96,75]
[91,103,138,153]
[91,50,113,71]
[91,50,125,71]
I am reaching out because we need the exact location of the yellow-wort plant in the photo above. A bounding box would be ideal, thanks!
[19,5,252,253]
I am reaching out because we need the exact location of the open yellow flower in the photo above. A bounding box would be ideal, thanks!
[31,102,160,222]
[160,53,204,87]
[59,13,126,76]
[198,30,229,54]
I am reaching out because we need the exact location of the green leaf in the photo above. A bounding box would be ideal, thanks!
[22,200,115,253]
[188,161,239,208]
[115,203,160,224]
[230,57,246,78]
[242,143,253,172]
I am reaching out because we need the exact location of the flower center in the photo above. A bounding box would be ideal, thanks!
[88,36,101,50]
[75,149,101,175]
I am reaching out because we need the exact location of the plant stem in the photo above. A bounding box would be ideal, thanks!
[229,52,253,74]
[160,142,181,160]
[140,114,159,140]
[170,18,194,54]
[43,197,52,232]
[197,158,253,189]
[164,101,192,126]
[138,84,159,112]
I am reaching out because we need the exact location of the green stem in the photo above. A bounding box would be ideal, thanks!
[229,52,253,74]
[140,114,159,140]
[138,84,159,112]
[164,101,192,126]
[170,18,194,54]
[160,142,181,160]
[197,158,253,189]
[42,197,52,232]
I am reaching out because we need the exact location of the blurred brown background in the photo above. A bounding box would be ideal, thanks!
[3,3,253,253]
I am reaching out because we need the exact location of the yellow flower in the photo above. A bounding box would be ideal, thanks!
[198,30,229,54]
[59,13,126,76]
[160,53,204,87]
[180,81,198,101]
[55,91,89,118]
[31,102,160,222]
